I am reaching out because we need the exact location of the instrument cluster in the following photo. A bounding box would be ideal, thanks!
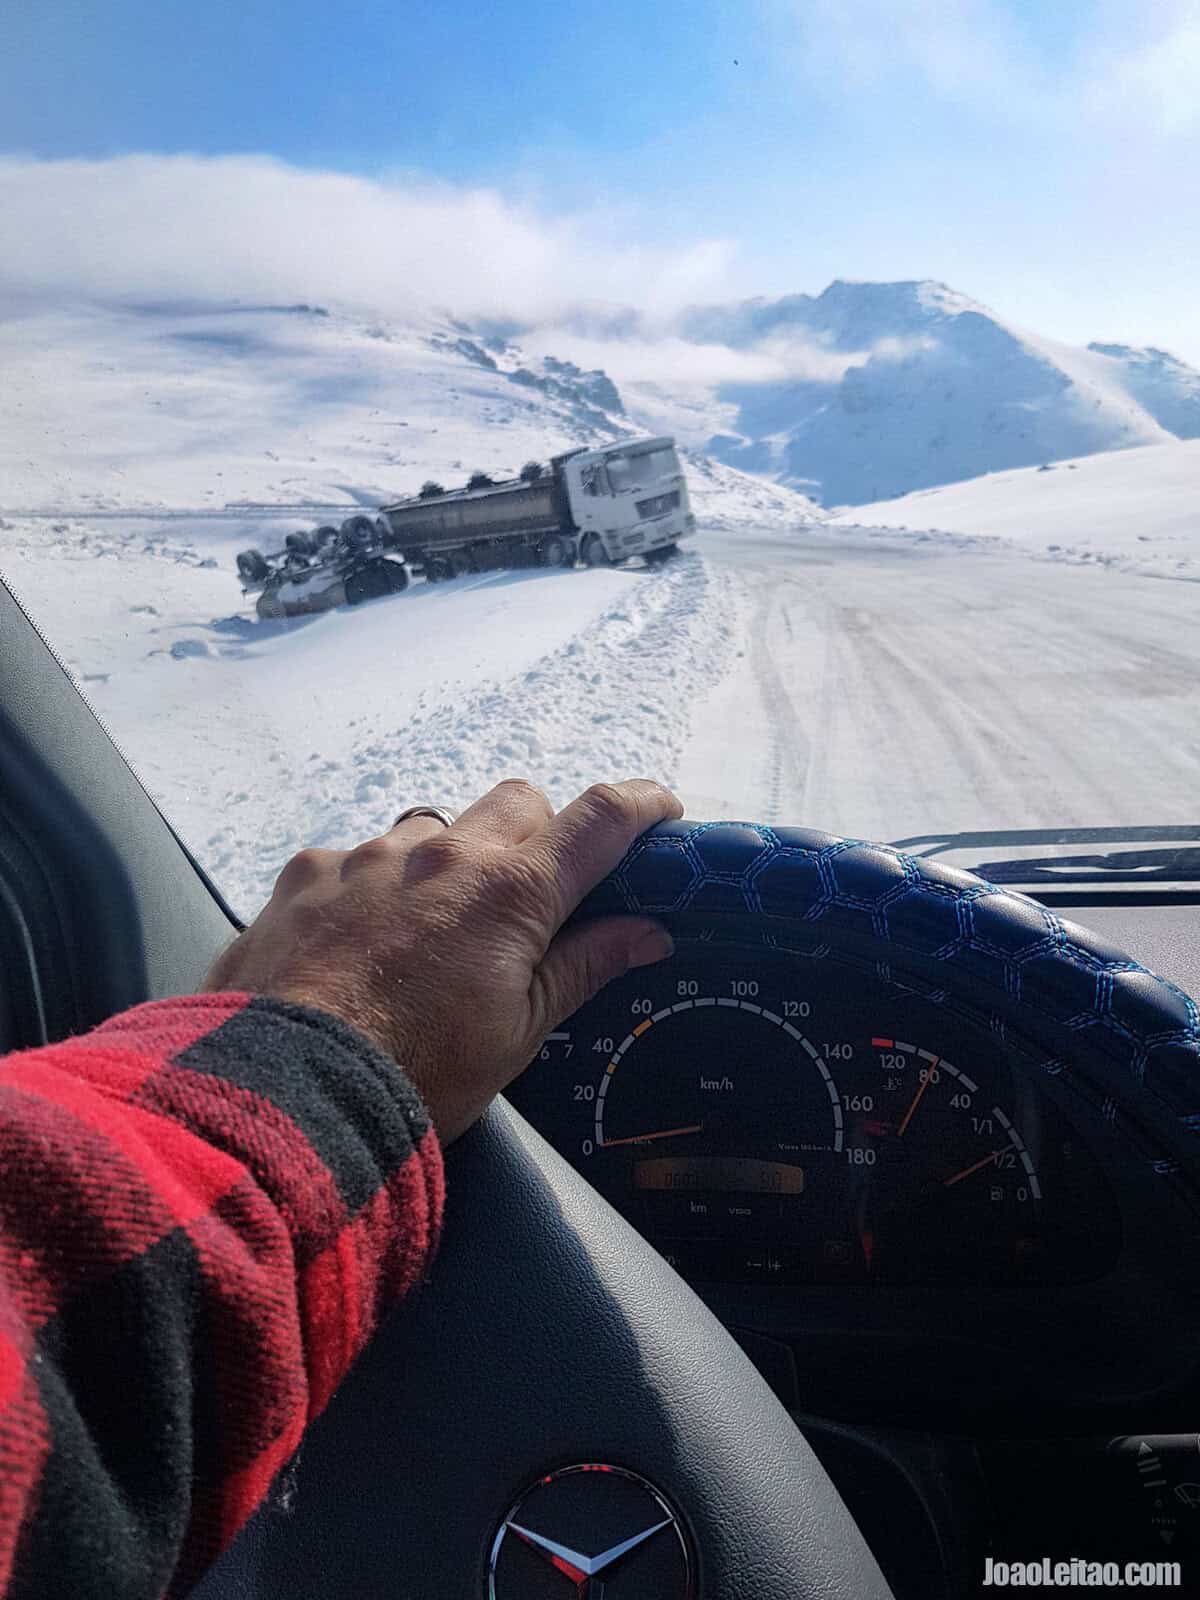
[508,946,1122,1287]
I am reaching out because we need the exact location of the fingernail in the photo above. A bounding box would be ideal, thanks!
[629,926,675,968]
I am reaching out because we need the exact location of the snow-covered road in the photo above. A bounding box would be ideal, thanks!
[675,527,1200,841]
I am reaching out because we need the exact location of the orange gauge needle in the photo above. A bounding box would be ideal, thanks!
[896,1058,939,1137]
[942,1144,1014,1189]
[601,1122,703,1150]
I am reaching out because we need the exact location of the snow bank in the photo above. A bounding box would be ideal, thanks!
[200,551,738,914]
[832,438,1200,582]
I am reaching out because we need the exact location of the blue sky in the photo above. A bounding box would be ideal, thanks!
[9,0,751,175]
[2,1,1199,358]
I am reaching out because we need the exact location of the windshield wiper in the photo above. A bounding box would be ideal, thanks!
[886,825,1200,886]
[969,847,1200,885]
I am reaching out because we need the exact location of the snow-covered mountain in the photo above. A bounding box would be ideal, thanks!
[0,302,626,512]
[491,280,1200,507]
[675,280,1200,505]
[1085,343,1200,440]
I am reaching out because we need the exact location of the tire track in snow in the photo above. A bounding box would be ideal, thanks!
[747,579,813,824]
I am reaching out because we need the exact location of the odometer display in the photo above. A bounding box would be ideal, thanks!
[507,948,1121,1288]
[632,1157,807,1194]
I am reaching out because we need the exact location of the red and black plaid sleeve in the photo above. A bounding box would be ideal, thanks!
[0,991,444,1600]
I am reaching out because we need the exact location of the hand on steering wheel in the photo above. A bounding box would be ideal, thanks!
[203,779,681,1142]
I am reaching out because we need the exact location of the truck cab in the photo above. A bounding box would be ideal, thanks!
[559,436,696,565]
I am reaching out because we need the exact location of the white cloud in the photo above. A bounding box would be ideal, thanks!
[515,325,940,398]
[0,153,742,322]
[1086,6,1200,135]
[777,0,1200,139]
[518,332,780,388]
[779,0,1049,111]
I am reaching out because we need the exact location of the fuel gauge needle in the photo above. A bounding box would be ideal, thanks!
[601,1122,703,1149]
[942,1144,1014,1188]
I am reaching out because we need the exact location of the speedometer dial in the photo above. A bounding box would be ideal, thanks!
[587,990,845,1266]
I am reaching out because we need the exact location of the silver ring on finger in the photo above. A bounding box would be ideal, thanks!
[393,804,456,829]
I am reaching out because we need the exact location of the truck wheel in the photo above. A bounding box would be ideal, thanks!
[581,533,609,568]
[312,525,340,553]
[345,560,408,606]
[539,533,569,568]
[237,549,270,584]
[381,559,409,594]
[425,557,452,584]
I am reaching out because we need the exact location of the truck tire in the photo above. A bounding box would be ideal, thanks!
[285,530,314,556]
[237,549,270,584]
[383,559,409,594]
[312,525,340,553]
[341,515,377,556]
[538,533,569,568]
[425,556,454,584]
[581,533,609,567]
[345,559,408,606]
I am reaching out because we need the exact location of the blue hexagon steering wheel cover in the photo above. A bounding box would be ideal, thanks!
[576,821,1200,1153]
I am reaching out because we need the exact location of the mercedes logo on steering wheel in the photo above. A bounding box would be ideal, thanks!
[488,1463,693,1597]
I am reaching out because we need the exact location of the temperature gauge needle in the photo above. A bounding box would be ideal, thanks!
[942,1144,1014,1188]
[895,1058,939,1137]
[601,1122,704,1149]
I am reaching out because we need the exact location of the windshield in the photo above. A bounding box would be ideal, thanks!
[2,8,1199,918]
[605,448,679,493]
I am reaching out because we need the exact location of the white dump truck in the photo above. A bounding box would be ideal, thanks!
[235,436,695,618]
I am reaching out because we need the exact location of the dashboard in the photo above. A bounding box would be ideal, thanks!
[503,856,1200,1590]
[508,947,1122,1289]
[504,822,1200,1441]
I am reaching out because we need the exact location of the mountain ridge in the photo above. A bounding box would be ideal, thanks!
[669,279,1200,504]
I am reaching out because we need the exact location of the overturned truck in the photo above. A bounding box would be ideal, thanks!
[235,437,695,619]
[236,518,408,618]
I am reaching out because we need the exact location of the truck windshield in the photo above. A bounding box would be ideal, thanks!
[604,448,678,493]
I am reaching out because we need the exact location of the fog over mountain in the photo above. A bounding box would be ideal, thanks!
[494,279,1200,507]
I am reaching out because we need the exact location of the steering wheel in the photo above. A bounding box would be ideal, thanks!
[192,822,1200,1600]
